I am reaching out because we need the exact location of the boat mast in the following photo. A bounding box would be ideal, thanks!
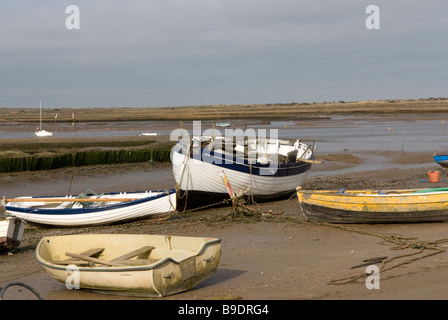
[39,101,42,129]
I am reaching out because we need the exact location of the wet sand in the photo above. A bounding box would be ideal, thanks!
[1,111,448,301]
[2,156,448,301]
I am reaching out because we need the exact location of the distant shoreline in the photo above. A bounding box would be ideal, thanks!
[1,97,448,123]
[0,109,445,174]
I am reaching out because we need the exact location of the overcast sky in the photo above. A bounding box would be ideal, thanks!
[1,1,447,108]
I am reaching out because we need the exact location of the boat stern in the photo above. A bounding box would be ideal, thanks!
[0,217,25,251]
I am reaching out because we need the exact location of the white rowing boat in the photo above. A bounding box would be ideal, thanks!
[35,234,221,297]
[2,189,176,227]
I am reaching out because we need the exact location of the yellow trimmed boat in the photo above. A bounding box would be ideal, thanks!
[296,187,448,224]
[35,234,221,297]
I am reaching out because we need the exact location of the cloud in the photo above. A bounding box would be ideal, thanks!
[0,0,447,108]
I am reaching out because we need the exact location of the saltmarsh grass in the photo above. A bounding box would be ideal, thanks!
[0,146,173,173]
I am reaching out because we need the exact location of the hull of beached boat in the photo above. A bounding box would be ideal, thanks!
[3,189,176,227]
[297,187,448,223]
[172,138,313,210]
[0,217,25,251]
[35,234,221,297]
[434,154,448,168]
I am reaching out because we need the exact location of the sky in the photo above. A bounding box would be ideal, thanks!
[0,0,447,108]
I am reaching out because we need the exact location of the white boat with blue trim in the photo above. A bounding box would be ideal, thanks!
[172,135,315,210]
[2,189,176,227]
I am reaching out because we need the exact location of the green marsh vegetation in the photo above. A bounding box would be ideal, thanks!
[1,98,448,123]
[1,97,447,173]
[0,138,175,173]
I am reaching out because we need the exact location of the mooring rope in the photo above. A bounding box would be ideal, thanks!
[294,220,448,285]
[200,193,448,286]
[12,191,448,288]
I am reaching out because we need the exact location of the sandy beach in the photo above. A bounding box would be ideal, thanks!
[2,157,448,301]
[2,109,448,302]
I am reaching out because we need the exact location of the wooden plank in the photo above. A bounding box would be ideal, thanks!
[53,248,105,265]
[112,246,155,261]
[65,252,128,267]
[77,248,105,257]
[6,198,140,203]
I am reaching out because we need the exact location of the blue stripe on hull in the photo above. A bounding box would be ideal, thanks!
[176,145,312,177]
[434,155,448,168]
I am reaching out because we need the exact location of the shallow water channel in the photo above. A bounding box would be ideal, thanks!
[1,113,447,198]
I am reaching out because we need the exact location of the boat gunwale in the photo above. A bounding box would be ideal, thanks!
[297,189,448,198]
[174,139,314,168]
[173,144,313,179]
[5,189,176,215]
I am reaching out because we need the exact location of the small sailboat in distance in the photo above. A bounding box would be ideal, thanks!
[35,101,53,137]
[216,122,232,128]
